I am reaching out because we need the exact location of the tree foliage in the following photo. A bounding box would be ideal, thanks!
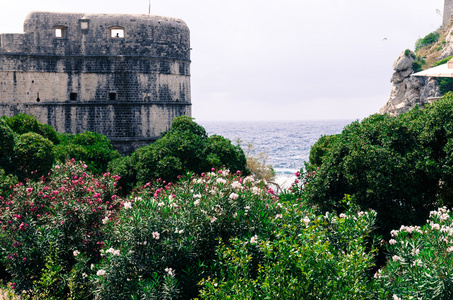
[54,131,120,174]
[302,95,453,237]
[13,132,55,181]
[131,116,249,184]
[3,113,59,145]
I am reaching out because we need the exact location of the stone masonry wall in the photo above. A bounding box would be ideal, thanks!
[0,12,191,154]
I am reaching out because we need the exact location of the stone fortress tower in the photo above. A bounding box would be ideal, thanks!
[0,11,191,154]
[444,0,453,28]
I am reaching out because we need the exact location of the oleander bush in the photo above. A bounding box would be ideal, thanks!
[198,203,379,299]
[374,206,453,299]
[0,160,121,298]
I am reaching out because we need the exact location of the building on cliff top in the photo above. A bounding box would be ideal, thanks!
[444,0,453,28]
[0,11,191,154]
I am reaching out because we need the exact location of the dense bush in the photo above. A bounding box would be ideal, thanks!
[132,116,249,184]
[299,100,453,237]
[1,164,382,299]
[0,160,121,298]
[415,31,440,52]
[54,131,120,174]
[3,114,59,145]
[0,119,15,172]
[375,206,453,299]
[199,203,379,299]
[13,132,55,181]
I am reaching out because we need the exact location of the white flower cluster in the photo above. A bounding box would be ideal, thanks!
[391,225,423,237]
[152,231,160,240]
[105,247,120,255]
[231,181,242,189]
[250,235,258,244]
[165,267,175,276]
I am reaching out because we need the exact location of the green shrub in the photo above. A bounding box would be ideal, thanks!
[0,160,121,297]
[374,206,453,299]
[307,134,340,170]
[54,131,120,174]
[13,132,55,181]
[0,119,16,172]
[199,203,379,299]
[300,112,438,238]
[0,168,18,198]
[415,31,440,52]
[107,155,138,196]
[4,114,59,145]
[135,117,248,184]
[205,135,248,174]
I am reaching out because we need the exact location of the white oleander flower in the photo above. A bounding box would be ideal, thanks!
[250,235,258,244]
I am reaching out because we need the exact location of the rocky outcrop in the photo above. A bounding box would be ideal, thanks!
[379,51,440,116]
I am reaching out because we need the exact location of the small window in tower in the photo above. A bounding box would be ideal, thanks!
[80,21,89,30]
[54,26,67,38]
[110,27,125,38]
[70,93,78,101]
[109,92,117,100]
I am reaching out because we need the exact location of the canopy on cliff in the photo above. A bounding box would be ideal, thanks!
[412,59,453,77]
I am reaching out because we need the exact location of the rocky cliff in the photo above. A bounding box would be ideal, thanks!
[379,23,453,116]
[378,52,440,116]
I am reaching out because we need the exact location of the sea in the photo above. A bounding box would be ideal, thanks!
[200,120,353,188]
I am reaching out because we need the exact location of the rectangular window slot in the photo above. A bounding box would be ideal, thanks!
[109,92,117,100]
[70,93,78,101]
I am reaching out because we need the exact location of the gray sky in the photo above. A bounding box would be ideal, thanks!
[0,0,444,121]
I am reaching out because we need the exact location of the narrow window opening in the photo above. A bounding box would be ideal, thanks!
[36,92,40,103]
[70,93,78,101]
[54,26,67,38]
[80,21,89,30]
[110,27,125,38]
[109,92,117,100]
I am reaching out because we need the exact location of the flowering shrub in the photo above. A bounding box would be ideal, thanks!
[0,160,121,297]
[375,206,453,299]
[198,206,379,299]
[92,170,280,299]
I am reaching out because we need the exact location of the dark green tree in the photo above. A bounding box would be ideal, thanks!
[135,116,248,184]
[54,131,120,174]
[303,111,438,237]
[0,119,16,172]
[13,132,55,181]
[4,114,59,145]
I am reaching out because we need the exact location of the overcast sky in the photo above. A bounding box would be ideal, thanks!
[0,0,445,121]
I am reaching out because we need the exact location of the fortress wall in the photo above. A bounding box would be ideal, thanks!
[0,12,191,154]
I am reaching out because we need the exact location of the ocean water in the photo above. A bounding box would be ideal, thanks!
[200,120,353,186]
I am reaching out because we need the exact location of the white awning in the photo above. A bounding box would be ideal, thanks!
[412,59,453,78]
